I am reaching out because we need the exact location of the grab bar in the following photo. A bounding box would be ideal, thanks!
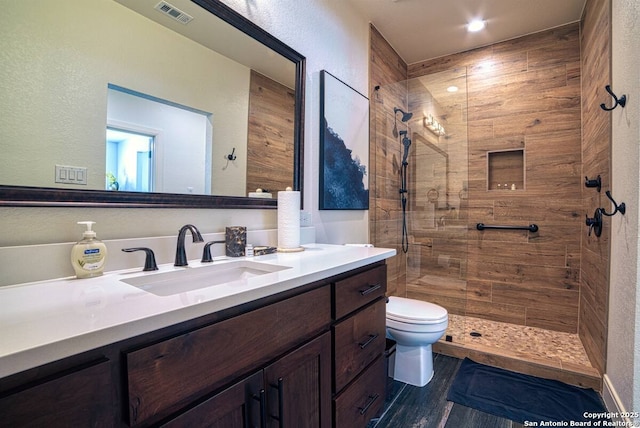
[476,223,538,232]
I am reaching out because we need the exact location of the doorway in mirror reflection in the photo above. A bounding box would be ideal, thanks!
[106,84,212,194]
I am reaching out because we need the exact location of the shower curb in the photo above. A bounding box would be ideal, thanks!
[434,340,602,391]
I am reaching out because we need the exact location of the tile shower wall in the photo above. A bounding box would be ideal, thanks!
[369,25,408,297]
[580,0,611,375]
[407,24,583,333]
[370,10,612,378]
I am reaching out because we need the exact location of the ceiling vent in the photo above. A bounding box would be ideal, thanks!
[154,1,193,24]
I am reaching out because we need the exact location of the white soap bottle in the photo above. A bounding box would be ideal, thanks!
[71,221,107,278]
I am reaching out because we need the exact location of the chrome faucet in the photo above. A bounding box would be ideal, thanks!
[175,224,204,266]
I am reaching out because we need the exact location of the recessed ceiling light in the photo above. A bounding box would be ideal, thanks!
[467,19,486,32]
[447,86,459,93]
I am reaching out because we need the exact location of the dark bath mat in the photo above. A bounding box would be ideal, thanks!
[447,358,607,424]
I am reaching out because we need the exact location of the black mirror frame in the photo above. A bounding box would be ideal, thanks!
[0,0,305,209]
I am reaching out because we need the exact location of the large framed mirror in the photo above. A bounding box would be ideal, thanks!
[0,0,304,208]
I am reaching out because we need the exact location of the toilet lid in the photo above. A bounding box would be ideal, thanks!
[387,296,448,324]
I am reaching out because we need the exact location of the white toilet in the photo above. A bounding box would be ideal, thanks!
[386,296,449,387]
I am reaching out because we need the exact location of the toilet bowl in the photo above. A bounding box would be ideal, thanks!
[386,296,448,387]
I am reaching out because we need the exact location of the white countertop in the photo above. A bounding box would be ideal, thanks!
[0,244,395,378]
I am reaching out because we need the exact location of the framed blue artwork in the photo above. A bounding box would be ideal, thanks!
[319,70,369,210]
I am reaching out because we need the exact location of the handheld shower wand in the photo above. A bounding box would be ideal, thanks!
[399,130,411,253]
[400,130,411,165]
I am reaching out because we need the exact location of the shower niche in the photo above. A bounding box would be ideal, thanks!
[487,149,525,191]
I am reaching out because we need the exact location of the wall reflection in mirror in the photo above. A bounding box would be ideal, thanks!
[1,0,297,200]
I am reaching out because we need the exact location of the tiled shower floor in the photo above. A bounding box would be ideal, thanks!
[435,314,600,388]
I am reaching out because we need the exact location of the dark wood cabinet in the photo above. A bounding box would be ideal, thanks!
[0,359,113,428]
[161,371,264,428]
[0,260,387,428]
[333,299,386,392]
[264,332,332,428]
[127,286,330,426]
[332,264,387,427]
[333,264,386,320]
[163,332,332,428]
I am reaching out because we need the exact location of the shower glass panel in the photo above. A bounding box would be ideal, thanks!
[372,68,469,345]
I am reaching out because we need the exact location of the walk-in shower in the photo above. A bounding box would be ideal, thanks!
[372,67,470,356]
[371,66,595,386]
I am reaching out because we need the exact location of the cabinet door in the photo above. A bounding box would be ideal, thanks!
[0,359,113,428]
[127,286,330,426]
[264,332,331,428]
[162,371,264,428]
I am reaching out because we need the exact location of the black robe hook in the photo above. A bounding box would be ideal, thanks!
[600,85,626,111]
[600,190,626,217]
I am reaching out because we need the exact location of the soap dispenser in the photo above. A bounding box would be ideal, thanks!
[71,221,107,278]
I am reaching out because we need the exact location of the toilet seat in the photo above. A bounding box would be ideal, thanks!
[387,296,448,325]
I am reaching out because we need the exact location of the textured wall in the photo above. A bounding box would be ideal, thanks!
[221,0,371,245]
[1,0,249,191]
[0,0,371,256]
[607,0,640,414]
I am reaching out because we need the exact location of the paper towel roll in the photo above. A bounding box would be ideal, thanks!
[278,190,301,250]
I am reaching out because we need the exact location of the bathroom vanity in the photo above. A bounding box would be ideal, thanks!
[0,244,393,427]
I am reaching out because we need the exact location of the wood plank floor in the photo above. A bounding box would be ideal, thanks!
[368,353,525,428]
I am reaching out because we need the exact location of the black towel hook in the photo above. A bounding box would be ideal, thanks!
[600,190,626,217]
[226,147,237,161]
[600,85,626,111]
[584,175,601,192]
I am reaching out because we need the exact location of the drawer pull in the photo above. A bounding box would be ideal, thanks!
[269,378,284,428]
[252,389,267,428]
[359,283,381,296]
[358,393,380,415]
[358,333,379,349]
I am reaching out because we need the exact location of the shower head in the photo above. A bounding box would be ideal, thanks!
[394,107,413,122]
[392,107,413,138]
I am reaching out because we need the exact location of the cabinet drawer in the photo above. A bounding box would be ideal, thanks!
[333,265,386,320]
[126,285,330,426]
[334,356,385,428]
[333,298,386,392]
[0,359,112,428]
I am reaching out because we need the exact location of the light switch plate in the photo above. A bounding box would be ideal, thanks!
[55,165,88,185]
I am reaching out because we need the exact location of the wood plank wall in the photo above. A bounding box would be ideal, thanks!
[369,8,610,376]
[246,70,295,195]
[369,24,408,296]
[408,24,583,334]
[579,0,611,375]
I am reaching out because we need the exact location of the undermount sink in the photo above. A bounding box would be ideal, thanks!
[121,260,290,296]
